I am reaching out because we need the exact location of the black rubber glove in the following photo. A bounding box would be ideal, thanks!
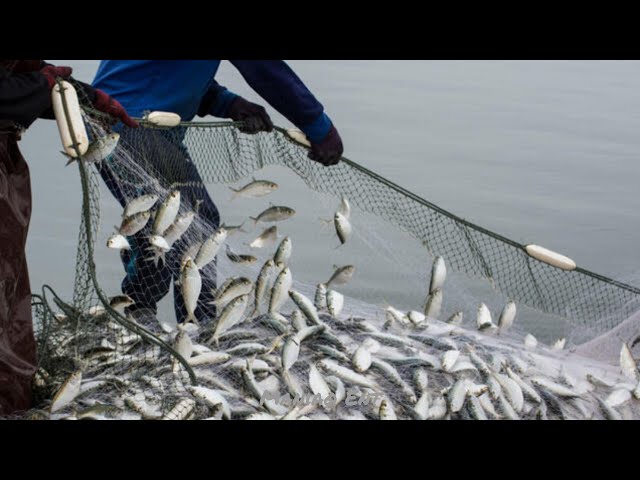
[227,96,274,134]
[308,124,344,166]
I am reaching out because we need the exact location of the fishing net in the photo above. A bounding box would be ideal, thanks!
[16,79,640,420]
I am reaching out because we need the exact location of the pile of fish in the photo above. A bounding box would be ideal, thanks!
[33,176,640,420]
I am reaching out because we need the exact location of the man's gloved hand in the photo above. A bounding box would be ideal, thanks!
[40,64,73,90]
[308,124,343,166]
[92,89,139,128]
[227,96,274,134]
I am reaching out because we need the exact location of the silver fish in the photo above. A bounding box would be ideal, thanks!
[334,212,352,246]
[620,343,639,381]
[208,294,250,345]
[108,294,135,311]
[51,370,83,413]
[314,283,328,311]
[149,234,170,251]
[173,330,193,360]
[230,178,279,200]
[195,227,227,269]
[379,399,397,420]
[288,290,321,326]
[106,234,130,250]
[476,303,494,331]
[248,226,278,249]
[282,335,301,371]
[273,237,292,265]
[211,277,253,308]
[498,301,517,332]
[269,267,293,313]
[251,205,296,224]
[317,359,377,389]
[66,132,119,166]
[123,193,158,218]
[327,265,355,287]
[352,345,372,373]
[180,257,202,325]
[326,290,344,317]
[446,311,463,326]
[423,288,443,319]
[152,190,181,236]
[291,310,306,331]
[337,196,351,218]
[429,256,447,294]
[164,211,195,247]
[117,210,151,236]
[221,221,248,236]
[225,245,257,265]
[253,259,277,315]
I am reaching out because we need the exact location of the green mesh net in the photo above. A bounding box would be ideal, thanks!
[18,79,640,421]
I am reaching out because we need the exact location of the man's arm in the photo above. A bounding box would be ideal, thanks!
[197,79,239,119]
[0,65,52,127]
[229,60,331,143]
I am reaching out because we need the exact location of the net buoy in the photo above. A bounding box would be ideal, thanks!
[525,244,576,271]
[145,111,181,127]
[52,81,89,158]
[285,128,311,148]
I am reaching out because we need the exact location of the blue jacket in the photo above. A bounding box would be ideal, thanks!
[92,60,332,143]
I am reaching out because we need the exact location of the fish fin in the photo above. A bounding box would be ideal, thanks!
[65,156,76,167]
[250,216,258,226]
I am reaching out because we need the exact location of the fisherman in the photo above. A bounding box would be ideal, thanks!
[92,60,344,324]
[0,60,137,416]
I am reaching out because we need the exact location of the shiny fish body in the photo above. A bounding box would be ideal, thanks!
[318,359,377,389]
[152,190,180,236]
[327,265,355,287]
[107,234,130,250]
[251,205,296,224]
[248,226,278,249]
[118,210,151,236]
[273,237,292,265]
[289,290,321,326]
[194,227,227,269]
[180,258,202,324]
[269,267,293,313]
[164,211,195,247]
[209,294,250,345]
[212,277,253,308]
[230,178,278,200]
[51,370,83,413]
[326,290,344,318]
[226,245,257,265]
[476,303,494,331]
[253,259,277,315]
[123,193,158,218]
[429,256,446,294]
[423,288,443,319]
[620,343,638,381]
[498,301,516,332]
[334,212,352,245]
[337,196,351,218]
[314,283,328,311]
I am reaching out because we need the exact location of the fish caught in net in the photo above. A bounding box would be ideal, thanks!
[16,83,640,420]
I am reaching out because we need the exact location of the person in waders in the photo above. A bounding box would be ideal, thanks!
[0,60,137,416]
